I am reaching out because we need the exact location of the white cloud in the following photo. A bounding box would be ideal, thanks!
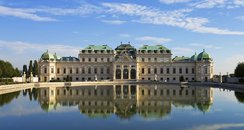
[192,0,227,9]
[187,123,244,130]
[235,16,244,21]
[135,36,172,43]
[159,0,191,4]
[119,34,131,38]
[172,47,194,55]
[30,4,102,16]
[190,43,222,49]
[102,3,244,35]
[191,0,244,9]
[0,40,79,56]
[0,5,57,21]
[101,19,126,25]
[0,4,101,21]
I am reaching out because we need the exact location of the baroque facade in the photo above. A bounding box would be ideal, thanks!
[38,44,213,82]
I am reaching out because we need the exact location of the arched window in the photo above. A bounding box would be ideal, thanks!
[116,69,121,79]
[123,69,129,79]
[131,69,136,79]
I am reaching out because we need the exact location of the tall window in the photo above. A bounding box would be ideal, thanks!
[82,58,85,62]
[95,58,97,62]
[142,58,144,62]
[101,68,104,74]
[154,68,157,74]
[160,68,163,74]
[76,68,79,74]
[88,58,91,62]
[173,68,176,74]
[57,68,60,74]
[192,68,195,74]
[63,68,66,74]
[148,58,151,62]
[148,68,151,74]
[51,68,54,73]
[179,68,182,74]
[142,68,145,74]
[205,67,208,74]
[107,58,110,62]
[107,67,110,74]
[154,58,157,62]
[94,68,97,74]
[88,67,91,74]
[44,68,47,74]
[70,68,72,74]
[82,67,85,74]
[167,68,170,74]
[186,68,188,74]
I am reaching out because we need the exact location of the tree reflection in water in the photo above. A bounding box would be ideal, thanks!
[235,91,244,103]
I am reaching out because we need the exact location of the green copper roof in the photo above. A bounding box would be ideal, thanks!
[197,49,211,61]
[138,45,169,50]
[115,44,137,59]
[83,45,113,50]
[41,50,55,60]
[172,56,190,61]
[115,44,136,51]
[191,52,198,61]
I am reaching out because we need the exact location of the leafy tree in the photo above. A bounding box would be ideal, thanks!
[234,62,244,82]
[0,68,2,77]
[14,68,21,77]
[28,60,33,77]
[33,60,38,76]
[23,65,27,75]
[0,60,15,78]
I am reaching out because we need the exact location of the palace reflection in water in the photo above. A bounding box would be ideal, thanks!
[38,84,213,119]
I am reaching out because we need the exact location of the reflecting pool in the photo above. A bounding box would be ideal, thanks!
[0,84,244,130]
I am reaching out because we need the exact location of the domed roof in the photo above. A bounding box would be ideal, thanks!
[191,52,198,61]
[197,49,211,61]
[41,50,55,60]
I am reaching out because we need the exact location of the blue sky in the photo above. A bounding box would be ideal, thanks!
[0,0,244,74]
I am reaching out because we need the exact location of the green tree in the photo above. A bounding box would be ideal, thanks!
[33,60,38,76]
[28,60,33,77]
[234,62,244,82]
[0,68,2,77]
[0,60,18,78]
[14,68,21,77]
[23,64,27,75]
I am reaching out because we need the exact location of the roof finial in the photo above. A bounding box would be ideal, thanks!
[120,41,122,44]
[128,41,130,44]
[203,49,205,52]
[47,49,48,53]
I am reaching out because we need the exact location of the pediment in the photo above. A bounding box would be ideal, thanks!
[115,53,135,63]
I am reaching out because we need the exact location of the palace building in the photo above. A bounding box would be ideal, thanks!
[38,44,213,82]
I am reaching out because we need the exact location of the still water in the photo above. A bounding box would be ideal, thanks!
[0,84,244,130]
